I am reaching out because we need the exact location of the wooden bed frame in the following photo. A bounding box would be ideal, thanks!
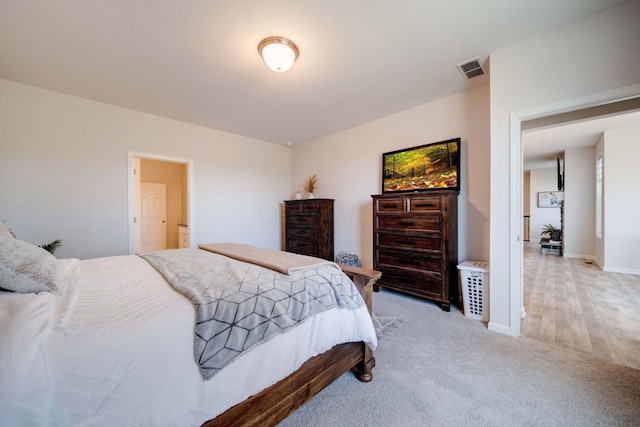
[203,265,381,427]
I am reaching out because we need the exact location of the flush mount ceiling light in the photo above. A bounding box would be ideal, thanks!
[258,36,299,72]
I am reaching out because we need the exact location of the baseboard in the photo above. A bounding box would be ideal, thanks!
[603,266,640,275]
[563,253,597,261]
[488,322,513,336]
[564,254,639,275]
[592,258,604,270]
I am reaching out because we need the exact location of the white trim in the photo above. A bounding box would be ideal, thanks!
[562,253,598,261]
[509,113,523,337]
[603,266,640,275]
[593,257,605,270]
[127,151,194,255]
[487,322,512,336]
[508,83,640,337]
[564,254,640,276]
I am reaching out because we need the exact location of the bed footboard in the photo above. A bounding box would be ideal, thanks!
[339,264,380,316]
[339,264,381,382]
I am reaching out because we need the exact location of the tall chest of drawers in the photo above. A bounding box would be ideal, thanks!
[284,199,334,261]
[372,191,458,311]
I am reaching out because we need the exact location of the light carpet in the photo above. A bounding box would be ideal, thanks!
[278,289,640,426]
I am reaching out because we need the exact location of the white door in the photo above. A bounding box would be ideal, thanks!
[139,183,167,253]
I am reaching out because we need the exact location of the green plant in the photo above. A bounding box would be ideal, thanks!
[40,239,62,254]
[540,224,561,240]
[540,224,559,235]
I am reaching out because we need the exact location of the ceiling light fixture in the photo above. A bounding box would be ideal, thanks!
[258,36,299,72]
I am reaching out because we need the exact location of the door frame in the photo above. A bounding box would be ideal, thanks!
[507,83,640,337]
[127,151,194,255]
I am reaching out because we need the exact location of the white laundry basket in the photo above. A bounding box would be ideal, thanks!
[457,261,490,321]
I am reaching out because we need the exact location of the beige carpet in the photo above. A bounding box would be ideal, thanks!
[279,289,640,426]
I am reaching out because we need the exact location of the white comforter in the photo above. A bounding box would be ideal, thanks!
[0,254,377,426]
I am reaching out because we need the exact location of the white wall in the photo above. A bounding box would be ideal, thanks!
[564,146,596,259]
[0,79,291,259]
[489,0,640,335]
[603,125,640,273]
[529,168,560,240]
[291,84,490,269]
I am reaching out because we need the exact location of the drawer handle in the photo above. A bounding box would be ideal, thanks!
[397,221,415,227]
[295,230,306,235]
[396,239,415,245]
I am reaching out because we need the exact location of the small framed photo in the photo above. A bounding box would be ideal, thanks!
[538,191,564,208]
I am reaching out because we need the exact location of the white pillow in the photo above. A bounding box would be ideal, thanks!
[0,234,63,293]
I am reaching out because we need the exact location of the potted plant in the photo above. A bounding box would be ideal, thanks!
[304,174,318,198]
[40,239,62,254]
[540,224,561,241]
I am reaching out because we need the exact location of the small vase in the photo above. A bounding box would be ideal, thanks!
[295,191,302,200]
[308,192,315,199]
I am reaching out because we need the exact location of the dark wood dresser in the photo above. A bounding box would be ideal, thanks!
[284,199,334,261]
[372,191,458,311]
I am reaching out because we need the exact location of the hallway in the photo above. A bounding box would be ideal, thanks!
[521,241,640,370]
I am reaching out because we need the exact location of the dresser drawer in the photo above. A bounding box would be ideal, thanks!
[408,197,441,212]
[286,202,319,215]
[375,198,405,213]
[376,215,442,231]
[376,232,441,252]
[377,266,444,298]
[376,248,443,273]
[287,226,318,239]
[286,215,318,227]
[286,237,318,255]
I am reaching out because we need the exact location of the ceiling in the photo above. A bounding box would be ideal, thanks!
[0,0,628,145]
[523,109,640,171]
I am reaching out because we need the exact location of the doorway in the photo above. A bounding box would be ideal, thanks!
[509,85,640,337]
[518,100,640,367]
[127,152,193,254]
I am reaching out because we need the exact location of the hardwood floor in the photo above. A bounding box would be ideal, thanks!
[521,241,640,370]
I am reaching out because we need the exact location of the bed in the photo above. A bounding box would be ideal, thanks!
[0,225,380,426]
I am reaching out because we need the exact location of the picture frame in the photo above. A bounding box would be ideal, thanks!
[538,191,564,208]
[382,138,460,193]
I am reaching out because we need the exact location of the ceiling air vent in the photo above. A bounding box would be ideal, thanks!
[457,57,485,80]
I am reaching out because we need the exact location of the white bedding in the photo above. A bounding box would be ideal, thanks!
[0,290,56,426]
[0,254,377,426]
